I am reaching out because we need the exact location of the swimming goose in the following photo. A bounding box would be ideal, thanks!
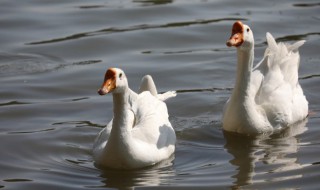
[93,68,176,169]
[222,21,308,135]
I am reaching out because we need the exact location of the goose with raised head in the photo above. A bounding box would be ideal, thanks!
[222,21,308,135]
[93,68,176,169]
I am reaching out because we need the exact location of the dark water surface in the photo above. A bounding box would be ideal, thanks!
[1,0,320,189]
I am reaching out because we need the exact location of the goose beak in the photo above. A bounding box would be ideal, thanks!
[97,89,106,95]
[98,68,117,95]
[226,21,244,47]
[97,78,116,95]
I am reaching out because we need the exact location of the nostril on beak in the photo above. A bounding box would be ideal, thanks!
[98,88,106,95]
[226,41,231,47]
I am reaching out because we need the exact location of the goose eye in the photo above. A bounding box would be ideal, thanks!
[247,28,250,32]
[119,73,123,78]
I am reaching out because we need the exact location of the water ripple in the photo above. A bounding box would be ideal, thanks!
[7,128,55,135]
[133,0,173,6]
[299,74,320,80]
[3,179,33,182]
[175,87,232,94]
[26,17,246,45]
[0,101,29,107]
[276,32,320,42]
[293,3,320,7]
[52,120,104,128]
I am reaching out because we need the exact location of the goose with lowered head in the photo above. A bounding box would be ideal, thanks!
[222,21,308,135]
[93,68,176,169]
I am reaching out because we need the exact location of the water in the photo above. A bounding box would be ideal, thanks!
[0,0,319,189]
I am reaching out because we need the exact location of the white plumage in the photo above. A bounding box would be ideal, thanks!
[222,21,308,135]
[93,68,176,169]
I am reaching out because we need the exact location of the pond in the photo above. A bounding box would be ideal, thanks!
[0,0,319,189]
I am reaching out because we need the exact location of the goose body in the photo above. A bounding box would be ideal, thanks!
[93,68,176,169]
[222,21,308,135]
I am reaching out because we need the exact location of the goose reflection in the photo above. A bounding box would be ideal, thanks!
[96,156,175,189]
[224,119,308,188]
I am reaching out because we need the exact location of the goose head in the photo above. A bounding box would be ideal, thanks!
[226,21,254,51]
[98,68,128,95]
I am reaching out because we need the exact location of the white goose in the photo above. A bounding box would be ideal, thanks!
[222,21,308,135]
[93,68,176,169]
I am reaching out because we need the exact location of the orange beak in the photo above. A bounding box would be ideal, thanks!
[97,68,116,95]
[226,21,244,47]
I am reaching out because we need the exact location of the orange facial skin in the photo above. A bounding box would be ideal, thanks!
[226,21,244,47]
[98,68,117,95]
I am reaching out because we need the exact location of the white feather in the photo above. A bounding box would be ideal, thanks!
[223,23,308,135]
[93,70,176,169]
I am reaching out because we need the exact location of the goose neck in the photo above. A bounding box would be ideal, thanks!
[111,88,137,134]
[233,48,254,99]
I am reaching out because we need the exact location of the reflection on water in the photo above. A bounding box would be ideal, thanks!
[224,119,308,188]
[97,156,175,189]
